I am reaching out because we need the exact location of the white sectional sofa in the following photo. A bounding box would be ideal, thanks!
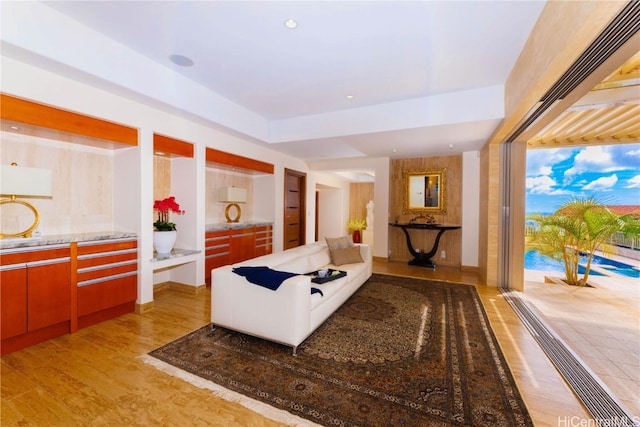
[211,241,372,354]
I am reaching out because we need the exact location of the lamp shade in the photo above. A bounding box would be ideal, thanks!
[219,187,247,203]
[0,164,52,197]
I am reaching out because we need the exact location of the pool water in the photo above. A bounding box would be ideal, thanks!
[524,251,605,276]
[590,254,640,279]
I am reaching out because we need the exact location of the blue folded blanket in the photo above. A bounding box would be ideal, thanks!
[232,266,299,291]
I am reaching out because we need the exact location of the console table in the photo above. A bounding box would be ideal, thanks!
[389,223,461,268]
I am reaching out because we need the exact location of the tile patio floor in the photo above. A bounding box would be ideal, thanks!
[523,252,640,416]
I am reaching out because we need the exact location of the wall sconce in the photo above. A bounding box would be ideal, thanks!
[0,163,53,238]
[219,186,247,223]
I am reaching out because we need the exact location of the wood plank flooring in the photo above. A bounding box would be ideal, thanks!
[1,263,591,426]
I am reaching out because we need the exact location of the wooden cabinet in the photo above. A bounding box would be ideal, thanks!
[230,229,256,264]
[204,224,273,285]
[76,238,138,330]
[205,230,231,285]
[0,238,138,355]
[0,265,27,339]
[0,244,71,355]
[255,225,273,257]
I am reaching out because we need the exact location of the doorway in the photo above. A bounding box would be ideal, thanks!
[283,168,306,250]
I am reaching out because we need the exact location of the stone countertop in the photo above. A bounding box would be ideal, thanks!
[205,221,273,232]
[0,231,138,250]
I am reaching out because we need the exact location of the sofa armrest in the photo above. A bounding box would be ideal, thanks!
[211,266,312,347]
[357,243,373,277]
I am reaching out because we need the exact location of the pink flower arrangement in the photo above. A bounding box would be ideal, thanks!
[153,196,185,231]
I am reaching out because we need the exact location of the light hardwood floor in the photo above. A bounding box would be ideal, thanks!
[1,262,591,426]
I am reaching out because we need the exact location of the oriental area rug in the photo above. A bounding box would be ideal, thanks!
[144,274,533,427]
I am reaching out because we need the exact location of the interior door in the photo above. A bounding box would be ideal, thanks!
[284,168,306,250]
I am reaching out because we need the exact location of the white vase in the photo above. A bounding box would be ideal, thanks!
[153,230,177,254]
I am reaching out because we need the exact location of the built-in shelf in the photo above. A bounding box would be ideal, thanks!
[151,248,201,270]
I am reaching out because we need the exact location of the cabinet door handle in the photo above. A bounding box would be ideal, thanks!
[0,262,27,271]
[77,248,137,261]
[27,257,70,267]
[78,271,136,287]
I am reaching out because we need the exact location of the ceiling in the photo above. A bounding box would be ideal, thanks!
[1,0,545,162]
[526,52,640,149]
[2,1,636,168]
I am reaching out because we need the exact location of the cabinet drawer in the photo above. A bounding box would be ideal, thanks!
[78,260,137,283]
[78,248,137,268]
[77,274,137,316]
[206,243,230,256]
[77,238,137,255]
[0,244,70,265]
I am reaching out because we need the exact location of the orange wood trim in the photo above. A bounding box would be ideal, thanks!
[70,242,78,333]
[0,321,70,356]
[206,147,274,174]
[153,134,194,158]
[77,302,135,330]
[0,94,137,146]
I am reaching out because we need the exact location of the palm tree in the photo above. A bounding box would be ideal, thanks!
[526,197,640,286]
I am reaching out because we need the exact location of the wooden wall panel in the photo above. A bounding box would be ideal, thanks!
[389,155,462,267]
[349,183,374,224]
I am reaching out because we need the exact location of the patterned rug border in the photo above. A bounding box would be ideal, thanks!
[144,274,532,426]
[139,353,318,426]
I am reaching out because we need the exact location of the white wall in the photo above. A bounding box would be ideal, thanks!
[308,171,351,243]
[317,188,344,241]
[462,151,480,267]
[309,157,390,259]
[0,55,350,303]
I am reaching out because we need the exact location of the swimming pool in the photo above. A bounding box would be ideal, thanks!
[524,251,640,278]
[589,254,640,279]
[524,250,604,276]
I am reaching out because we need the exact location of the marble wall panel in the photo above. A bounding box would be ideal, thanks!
[1,131,113,236]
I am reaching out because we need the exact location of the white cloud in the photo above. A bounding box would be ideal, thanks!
[582,174,618,191]
[625,175,640,189]
[526,175,573,195]
[626,148,640,158]
[563,146,622,185]
[526,148,573,176]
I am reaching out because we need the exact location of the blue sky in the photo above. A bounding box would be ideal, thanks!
[526,143,640,214]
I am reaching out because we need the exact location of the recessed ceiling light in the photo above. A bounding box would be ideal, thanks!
[392,148,397,153]
[169,54,194,67]
[346,95,354,100]
[448,144,454,149]
[9,125,20,130]
[284,19,297,29]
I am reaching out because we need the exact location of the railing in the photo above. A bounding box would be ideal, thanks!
[524,228,639,251]
[609,231,639,251]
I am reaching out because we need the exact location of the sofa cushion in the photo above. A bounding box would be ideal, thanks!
[307,248,332,272]
[329,246,364,266]
[274,256,311,274]
[325,235,353,251]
